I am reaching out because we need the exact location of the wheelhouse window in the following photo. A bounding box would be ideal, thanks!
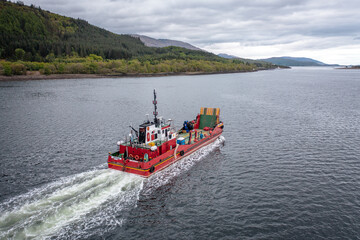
[139,127,146,143]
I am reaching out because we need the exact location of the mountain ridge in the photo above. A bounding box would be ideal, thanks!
[218,53,338,66]
[131,34,203,51]
[259,56,339,66]
[218,53,239,59]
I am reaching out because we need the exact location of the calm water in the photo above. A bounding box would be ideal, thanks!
[0,67,360,239]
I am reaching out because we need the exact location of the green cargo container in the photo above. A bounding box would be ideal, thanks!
[199,107,220,129]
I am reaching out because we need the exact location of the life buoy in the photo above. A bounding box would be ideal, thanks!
[129,154,133,159]
[147,132,150,142]
[135,155,139,160]
[150,165,155,173]
[180,150,185,156]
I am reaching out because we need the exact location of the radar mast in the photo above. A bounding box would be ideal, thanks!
[153,89,158,126]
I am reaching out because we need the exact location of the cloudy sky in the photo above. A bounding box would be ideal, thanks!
[22,0,360,64]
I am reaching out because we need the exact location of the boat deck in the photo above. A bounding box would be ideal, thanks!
[178,129,210,145]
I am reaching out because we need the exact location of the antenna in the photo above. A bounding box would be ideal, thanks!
[153,89,158,126]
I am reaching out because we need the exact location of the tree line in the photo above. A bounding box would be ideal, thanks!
[0,54,268,76]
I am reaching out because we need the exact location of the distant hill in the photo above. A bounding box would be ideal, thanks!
[259,57,338,66]
[219,54,339,67]
[132,34,203,51]
[218,53,282,67]
[218,53,239,59]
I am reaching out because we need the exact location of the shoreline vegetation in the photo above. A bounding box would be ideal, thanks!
[337,66,360,69]
[0,54,280,81]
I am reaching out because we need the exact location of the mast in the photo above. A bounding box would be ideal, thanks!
[153,89,158,126]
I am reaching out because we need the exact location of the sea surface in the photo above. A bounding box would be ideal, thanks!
[0,67,359,239]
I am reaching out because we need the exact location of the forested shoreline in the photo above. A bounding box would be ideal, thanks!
[0,54,266,78]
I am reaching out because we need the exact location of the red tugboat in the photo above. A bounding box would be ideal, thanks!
[107,89,224,177]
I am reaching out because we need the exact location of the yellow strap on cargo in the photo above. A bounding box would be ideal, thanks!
[200,107,220,116]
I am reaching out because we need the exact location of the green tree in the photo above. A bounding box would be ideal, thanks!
[34,53,42,62]
[3,64,12,76]
[45,53,55,62]
[24,52,33,61]
[88,54,103,62]
[11,62,26,75]
[41,64,56,75]
[15,48,25,61]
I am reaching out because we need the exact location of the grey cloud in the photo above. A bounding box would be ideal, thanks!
[21,0,360,63]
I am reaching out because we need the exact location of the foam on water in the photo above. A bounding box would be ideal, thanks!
[0,169,143,239]
[0,136,225,239]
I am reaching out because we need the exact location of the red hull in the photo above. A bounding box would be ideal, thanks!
[108,126,223,177]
